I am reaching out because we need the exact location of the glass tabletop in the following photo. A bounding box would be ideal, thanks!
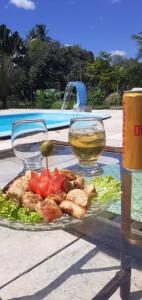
[0,143,121,231]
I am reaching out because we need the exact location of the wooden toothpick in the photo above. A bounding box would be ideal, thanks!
[46,157,48,169]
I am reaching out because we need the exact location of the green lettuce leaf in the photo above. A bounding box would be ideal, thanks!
[0,191,41,224]
[91,176,121,203]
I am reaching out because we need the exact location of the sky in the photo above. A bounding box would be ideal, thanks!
[0,0,142,58]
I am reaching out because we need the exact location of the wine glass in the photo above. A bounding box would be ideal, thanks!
[11,119,48,174]
[68,117,106,176]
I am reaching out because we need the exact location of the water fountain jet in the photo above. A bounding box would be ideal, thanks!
[61,81,92,112]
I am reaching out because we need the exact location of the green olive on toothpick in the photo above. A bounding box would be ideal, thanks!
[40,140,53,169]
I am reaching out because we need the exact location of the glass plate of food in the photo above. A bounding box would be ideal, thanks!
[0,167,121,231]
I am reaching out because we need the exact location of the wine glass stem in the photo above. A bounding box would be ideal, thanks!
[22,158,43,173]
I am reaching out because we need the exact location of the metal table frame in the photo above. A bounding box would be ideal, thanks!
[92,170,132,300]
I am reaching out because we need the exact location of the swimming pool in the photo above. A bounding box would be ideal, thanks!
[0,111,110,137]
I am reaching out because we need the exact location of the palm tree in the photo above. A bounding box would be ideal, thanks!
[0,24,25,56]
[132,32,142,59]
[27,24,52,43]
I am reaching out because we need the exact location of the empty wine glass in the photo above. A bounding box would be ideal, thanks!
[69,117,106,176]
[11,119,48,173]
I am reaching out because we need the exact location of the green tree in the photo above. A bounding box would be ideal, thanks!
[112,57,142,92]
[27,24,52,43]
[86,51,114,97]
[4,22,142,110]
[0,55,15,108]
[28,39,62,91]
[0,24,25,56]
[132,32,142,60]
[60,45,94,83]
[0,25,26,108]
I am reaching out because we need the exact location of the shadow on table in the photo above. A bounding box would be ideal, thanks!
[7,246,120,300]
[130,290,142,300]
[1,227,141,300]
[6,247,142,300]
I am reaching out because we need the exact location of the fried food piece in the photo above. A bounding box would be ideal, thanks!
[62,179,74,193]
[84,184,97,199]
[66,189,88,208]
[35,202,43,216]
[60,169,76,181]
[18,173,31,189]
[25,170,32,180]
[35,199,63,222]
[59,200,86,219]
[72,175,84,189]
[22,192,42,211]
[6,177,29,203]
[45,191,67,205]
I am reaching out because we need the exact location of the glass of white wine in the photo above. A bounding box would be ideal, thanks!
[69,117,106,176]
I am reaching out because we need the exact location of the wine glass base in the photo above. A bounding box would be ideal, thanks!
[73,163,103,177]
[19,160,43,176]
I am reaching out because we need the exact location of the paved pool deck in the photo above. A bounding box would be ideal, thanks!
[0,109,142,300]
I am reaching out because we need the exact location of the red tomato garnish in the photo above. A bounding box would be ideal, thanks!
[29,178,39,194]
[53,168,60,178]
[28,168,65,198]
[46,181,55,195]
[31,171,40,181]
[40,168,51,180]
[38,181,49,198]
[52,175,65,192]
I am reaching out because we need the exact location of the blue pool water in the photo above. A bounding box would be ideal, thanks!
[0,111,110,137]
